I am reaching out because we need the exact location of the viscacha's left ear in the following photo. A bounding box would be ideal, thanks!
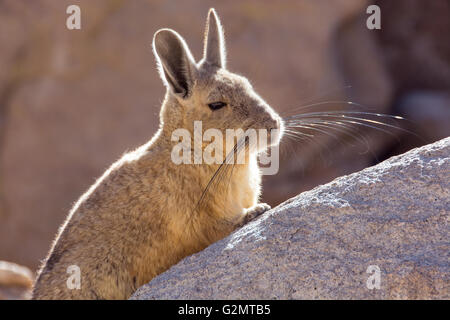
[202,8,226,69]
[153,28,197,98]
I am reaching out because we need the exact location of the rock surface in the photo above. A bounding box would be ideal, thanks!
[132,137,450,300]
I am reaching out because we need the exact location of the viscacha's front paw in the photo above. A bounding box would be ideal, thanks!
[237,203,271,228]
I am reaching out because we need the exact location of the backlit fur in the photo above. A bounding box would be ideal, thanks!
[32,8,283,300]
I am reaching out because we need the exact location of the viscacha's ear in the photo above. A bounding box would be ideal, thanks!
[202,8,226,68]
[153,29,197,98]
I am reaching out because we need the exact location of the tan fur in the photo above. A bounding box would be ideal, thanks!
[32,8,283,300]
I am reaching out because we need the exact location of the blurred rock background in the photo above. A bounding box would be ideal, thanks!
[0,0,448,278]
[0,260,33,299]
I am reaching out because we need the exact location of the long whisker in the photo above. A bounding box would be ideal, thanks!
[286,114,418,138]
[284,85,353,113]
[287,124,347,148]
[284,110,406,121]
[281,131,304,142]
[285,100,374,115]
[193,136,248,214]
[314,120,370,150]
[287,118,399,142]
[285,125,335,164]
[283,128,314,139]
[292,120,376,156]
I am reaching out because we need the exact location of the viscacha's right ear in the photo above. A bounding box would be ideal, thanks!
[203,8,226,68]
[153,29,197,98]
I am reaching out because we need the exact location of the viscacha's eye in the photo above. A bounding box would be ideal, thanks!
[208,101,227,111]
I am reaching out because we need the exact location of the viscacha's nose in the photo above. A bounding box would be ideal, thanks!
[261,108,281,131]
